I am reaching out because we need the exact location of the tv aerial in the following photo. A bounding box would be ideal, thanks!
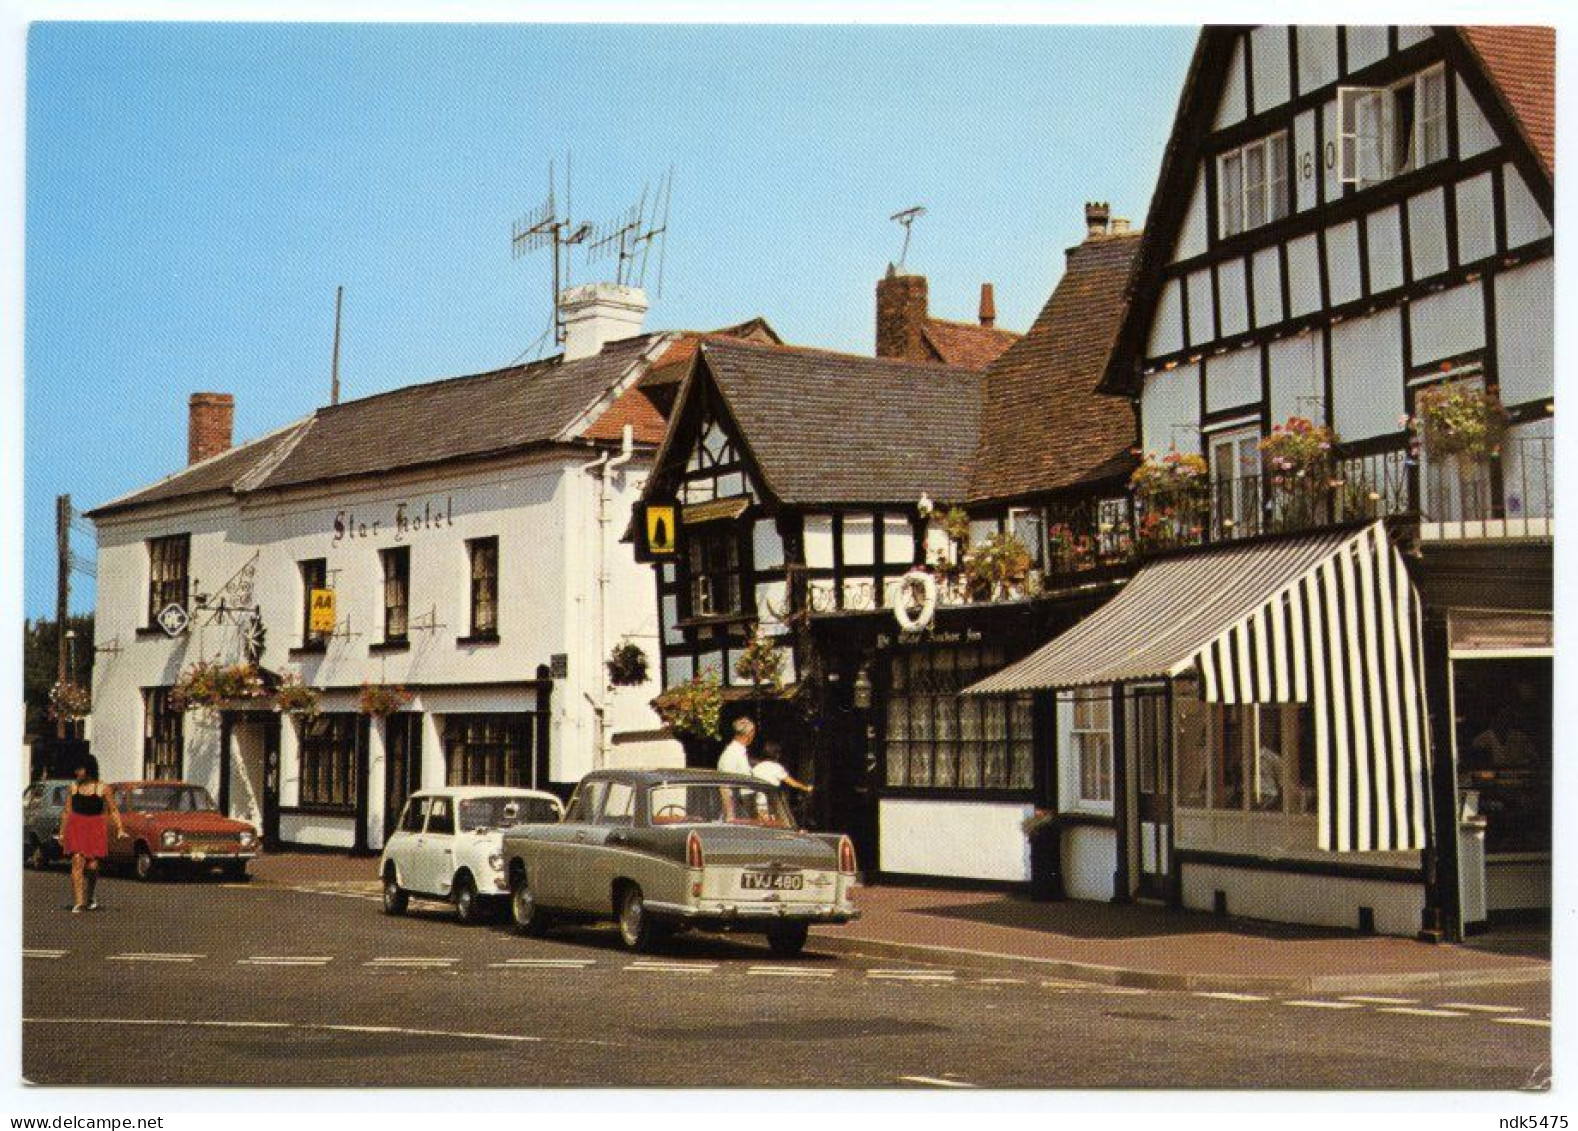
[511,156,593,347]
[586,166,674,296]
[890,205,926,271]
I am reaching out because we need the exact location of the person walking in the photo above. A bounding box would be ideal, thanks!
[718,716,755,775]
[56,756,124,914]
[751,741,813,795]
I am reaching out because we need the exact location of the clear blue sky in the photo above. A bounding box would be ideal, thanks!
[25,22,1195,618]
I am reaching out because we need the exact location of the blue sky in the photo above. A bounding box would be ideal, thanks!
[24,22,1195,617]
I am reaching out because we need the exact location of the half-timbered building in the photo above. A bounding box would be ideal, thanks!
[975,25,1553,939]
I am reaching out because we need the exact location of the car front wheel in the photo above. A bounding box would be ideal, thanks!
[511,875,549,936]
[766,922,810,959]
[617,884,662,953]
[453,874,482,925]
[382,870,409,916]
[134,845,157,882]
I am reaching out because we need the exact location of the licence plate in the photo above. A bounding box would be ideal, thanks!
[741,871,802,891]
[190,851,207,862]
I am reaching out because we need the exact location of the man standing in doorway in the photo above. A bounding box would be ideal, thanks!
[718,717,755,775]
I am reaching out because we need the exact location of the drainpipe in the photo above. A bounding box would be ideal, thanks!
[578,424,636,770]
[575,445,612,771]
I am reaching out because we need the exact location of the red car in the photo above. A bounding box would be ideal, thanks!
[109,780,260,881]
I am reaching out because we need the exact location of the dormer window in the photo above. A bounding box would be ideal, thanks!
[1338,65,1447,188]
[1218,131,1289,237]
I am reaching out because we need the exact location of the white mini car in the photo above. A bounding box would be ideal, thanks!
[380,786,564,924]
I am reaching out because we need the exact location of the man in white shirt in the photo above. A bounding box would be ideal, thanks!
[717,717,755,775]
[751,741,813,795]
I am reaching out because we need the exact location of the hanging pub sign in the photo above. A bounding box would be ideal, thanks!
[308,588,337,633]
[635,501,677,561]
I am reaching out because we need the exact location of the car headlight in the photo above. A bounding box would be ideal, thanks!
[487,853,504,872]
[238,830,256,847]
[161,830,181,848]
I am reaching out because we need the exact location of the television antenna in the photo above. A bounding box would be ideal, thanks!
[511,156,593,347]
[890,205,926,272]
[586,167,674,295]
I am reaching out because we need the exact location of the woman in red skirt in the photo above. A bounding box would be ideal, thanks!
[56,756,125,913]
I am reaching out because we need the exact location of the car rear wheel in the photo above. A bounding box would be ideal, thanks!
[381,870,409,916]
[453,874,482,925]
[24,837,48,871]
[617,884,661,953]
[511,876,549,936]
[766,922,810,959]
[134,844,157,882]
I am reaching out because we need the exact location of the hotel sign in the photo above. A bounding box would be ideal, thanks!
[634,501,677,561]
[333,496,456,544]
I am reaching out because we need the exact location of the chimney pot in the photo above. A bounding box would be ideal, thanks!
[1111,217,1132,235]
[875,272,930,361]
[188,392,234,465]
[978,283,997,329]
[1085,200,1111,237]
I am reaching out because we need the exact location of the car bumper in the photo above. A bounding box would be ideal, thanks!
[153,849,259,862]
[644,899,859,925]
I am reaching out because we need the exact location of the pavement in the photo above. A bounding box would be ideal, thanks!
[21,868,1553,1089]
[249,852,1550,994]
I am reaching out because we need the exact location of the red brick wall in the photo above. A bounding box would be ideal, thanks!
[188,392,234,465]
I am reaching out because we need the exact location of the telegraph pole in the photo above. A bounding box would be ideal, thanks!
[55,494,70,740]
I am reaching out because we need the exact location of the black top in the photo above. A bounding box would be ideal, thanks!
[69,791,105,817]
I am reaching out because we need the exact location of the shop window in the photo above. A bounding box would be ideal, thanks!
[142,687,183,780]
[380,547,410,643]
[1178,703,1317,816]
[467,537,499,638]
[298,713,360,811]
[1454,656,1551,854]
[686,524,744,617]
[1059,690,1113,811]
[1218,130,1290,237]
[1339,66,1448,189]
[883,643,1030,791]
[299,558,328,647]
[444,714,532,789]
[146,534,190,624]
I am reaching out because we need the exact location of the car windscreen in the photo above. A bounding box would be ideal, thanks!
[459,795,560,832]
[122,786,218,813]
[647,783,796,829]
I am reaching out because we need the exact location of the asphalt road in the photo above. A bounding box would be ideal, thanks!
[21,869,1551,1090]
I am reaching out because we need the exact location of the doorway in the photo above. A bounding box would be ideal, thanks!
[1127,686,1173,901]
[220,713,280,846]
[385,713,424,842]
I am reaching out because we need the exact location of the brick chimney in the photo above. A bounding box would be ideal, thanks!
[876,265,930,361]
[188,393,234,465]
[1085,200,1111,237]
[978,283,997,329]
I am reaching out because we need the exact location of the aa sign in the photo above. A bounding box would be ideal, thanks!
[645,505,676,556]
[308,588,337,633]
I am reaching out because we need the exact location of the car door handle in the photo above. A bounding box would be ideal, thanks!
[607,832,627,846]
[574,832,589,843]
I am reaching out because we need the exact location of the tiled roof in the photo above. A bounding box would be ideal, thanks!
[970,233,1143,503]
[921,318,1022,369]
[694,339,982,505]
[582,384,669,445]
[83,420,311,518]
[1460,25,1555,176]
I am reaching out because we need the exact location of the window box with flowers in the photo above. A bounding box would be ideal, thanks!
[1259,416,1338,529]
[171,660,271,713]
[1129,451,1208,549]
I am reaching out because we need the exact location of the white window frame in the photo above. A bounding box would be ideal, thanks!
[1204,420,1263,536]
[1338,65,1448,188]
[1217,130,1290,237]
[1058,689,1114,814]
[1008,506,1046,571]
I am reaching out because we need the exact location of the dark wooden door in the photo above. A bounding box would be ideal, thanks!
[1128,687,1172,900]
[385,713,423,842]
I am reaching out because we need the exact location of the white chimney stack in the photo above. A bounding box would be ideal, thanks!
[559,283,649,362]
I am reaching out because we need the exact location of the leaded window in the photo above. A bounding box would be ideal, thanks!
[467,537,499,637]
[444,714,532,789]
[142,687,183,780]
[147,535,190,624]
[883,644,1033,791]
[380,546,410,643]
[299,713,360,810]
[686,524,744,617]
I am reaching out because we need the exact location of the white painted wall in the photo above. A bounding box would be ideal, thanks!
[1296,26,1339,95]
[1345,26,1388,72]
[879,798,1033,883]
[1366,206,1405,294]
[1504,165,1553,248]
[1249,25,1290,111]
[1408,188,1450,280]
[1456,76,1498,159]
[1326,220,1362,307]
[1148,280,1185,357]
[1214,34,1247,128]
[1286,234,1322,317]
[1205,345,1261,414]
[1140,363,1201,455]
[1175,177,1208,262]
[1181,862,1424,937]
[1061,826,1116,902]
[1217,258,1249,338]
[1409,283,1485,365]
[1268,332,1325,425]
[1186,269,1215,347]
[1495,259,1555,406]
[1455,174,1497,264]
[1329,310,1405,440]
[1251,246,1282,329]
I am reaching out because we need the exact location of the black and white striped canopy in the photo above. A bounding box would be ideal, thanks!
[966,523,1431,853]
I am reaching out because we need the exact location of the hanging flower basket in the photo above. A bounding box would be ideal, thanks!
[171,660,270,712]
[1130,451,1208,548]
[47,680,91,723]
[656,673,724,742]
[606,641,650,687]
[273,672,322,718]
[359,681,414,717]
[1259,416,1337,484]
[733,628,784,694]
[962,531,1033,601]
[1412,384,1508,463]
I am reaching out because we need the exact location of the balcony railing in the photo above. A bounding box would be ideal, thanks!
[1417,432,1553,540]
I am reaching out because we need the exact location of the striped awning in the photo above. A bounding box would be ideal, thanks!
[966,524,1431,853]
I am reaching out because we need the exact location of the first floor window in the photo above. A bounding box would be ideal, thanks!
[147,534,190,624]
[1218,131,1289,237]
[1060,689,1113,810]
[300,558,328,646]
[444,714,533,789]
[1208,425,1263,538]
[686,523,744,617]
[299,713,360,810]
[381,546,410,643]
[143,688,183,779]
[884,644,1033,791]
[467,537,499,637]
[1176,701,1317,816]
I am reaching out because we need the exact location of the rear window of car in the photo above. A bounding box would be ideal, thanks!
[458,795,560,831]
